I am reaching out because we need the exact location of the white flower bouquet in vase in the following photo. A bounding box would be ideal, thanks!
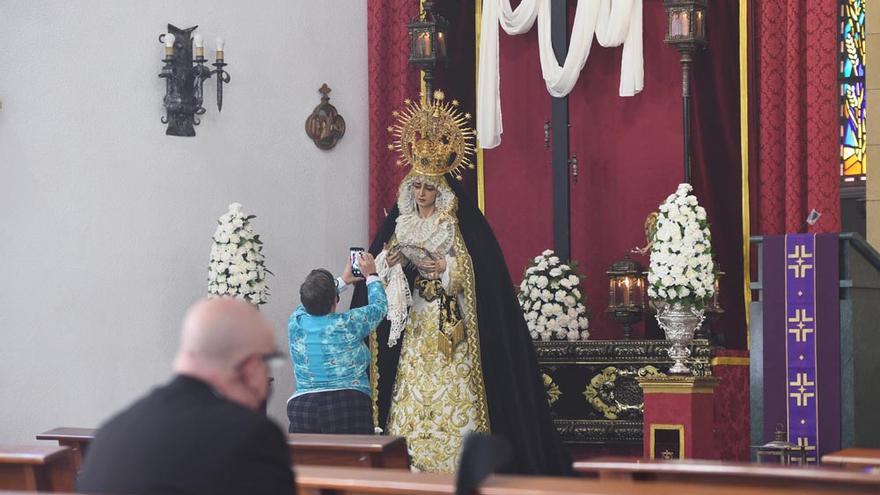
[646,183,715,374]
[518,250,590,341]
[207,203,271,305]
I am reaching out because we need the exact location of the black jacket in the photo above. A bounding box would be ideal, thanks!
[78,375,295,495]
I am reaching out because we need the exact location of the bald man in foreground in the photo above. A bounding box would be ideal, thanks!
[78,298,295,495]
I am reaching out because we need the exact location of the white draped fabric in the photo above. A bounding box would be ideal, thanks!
[477,0,644,149]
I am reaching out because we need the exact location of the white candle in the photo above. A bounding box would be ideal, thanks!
[164,33,175,56]
[215,37,225,59]
[193,34,204,58]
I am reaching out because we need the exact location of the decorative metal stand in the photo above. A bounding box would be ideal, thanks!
[158,24,230,137]
[655,301,705,374]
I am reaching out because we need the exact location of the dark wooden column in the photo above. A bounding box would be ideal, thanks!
[551,0,571,260]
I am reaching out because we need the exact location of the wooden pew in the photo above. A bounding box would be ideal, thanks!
[295,465,880,495]
[572,457,880,492]
[287,434,409,469]
[0,445,75,492]
[35,428,95,472]
[821,448,880,472]
[37,427,410,470]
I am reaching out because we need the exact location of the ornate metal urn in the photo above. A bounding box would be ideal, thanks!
[654,301,705,374]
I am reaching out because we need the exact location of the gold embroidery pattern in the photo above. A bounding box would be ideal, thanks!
[387,303,486,472]
[386,226,489,473]
[452,225,490,433]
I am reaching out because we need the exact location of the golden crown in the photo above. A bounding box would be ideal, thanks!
[387,90,476,179]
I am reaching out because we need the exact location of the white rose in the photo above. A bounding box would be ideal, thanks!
[568,275,578,285]
[534,256,543,263]
[560,279,572,288]
[546,319,558,330]
[228,203,243,214]
[527,311,538,321]
[695,287,707,298]
[541,303,554,316]
[218,283,228,294]
[231,218,244,229]
[540,331,551,341]
[564,295,576,306]
[578,317,589,328]
[580,330,591,340]
[572,288,581,298]
[542,249,554,256]
[528,275,539,284]
[548,256,560,266]
[541,290,552,302]
[557,315,570,327]
[537,261,548,271]
[567,330,580,341]
[549,268,562,277]
[536,276,549,289]
[519,280,528,291]
[568,307,578,319]
[527,320,535,331]
[678,287,690,298]
[555,290,567,301]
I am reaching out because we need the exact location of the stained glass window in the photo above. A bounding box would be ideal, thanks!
[839,0,866,182]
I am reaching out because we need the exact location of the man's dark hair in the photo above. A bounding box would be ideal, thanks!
[300,269,336,316]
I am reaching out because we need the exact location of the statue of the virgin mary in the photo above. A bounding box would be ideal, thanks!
[352,91,570,475]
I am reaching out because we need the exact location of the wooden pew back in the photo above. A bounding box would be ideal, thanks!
[287,433,409,469]
[37,427,410,471]
[573,457,880,491]
[295,465,880,495]
[0,445,76,492]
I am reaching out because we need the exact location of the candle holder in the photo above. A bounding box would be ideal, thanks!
[158,24,230,137]
[663,0,707,183]
[407,0,448,103]
[698,263,725,344]
[606,255,647,340]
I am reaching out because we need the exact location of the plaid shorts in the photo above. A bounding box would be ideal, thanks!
[287,389,373,434]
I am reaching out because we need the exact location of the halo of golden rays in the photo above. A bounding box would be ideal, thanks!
[387,90,475,180]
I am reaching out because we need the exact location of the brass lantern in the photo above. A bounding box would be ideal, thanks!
[407,0,448,102]
[606,255,646,340]
[753,425,808,465]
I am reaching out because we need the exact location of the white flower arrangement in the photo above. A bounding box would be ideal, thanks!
[518,250,590,341]
[207,203,271,305]
[646,183,715,306]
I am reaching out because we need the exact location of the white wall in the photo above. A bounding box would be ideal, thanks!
[0,0,369,443]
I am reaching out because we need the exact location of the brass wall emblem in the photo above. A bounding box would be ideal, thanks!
[305,84,346,150]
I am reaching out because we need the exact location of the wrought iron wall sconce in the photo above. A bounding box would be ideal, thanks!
[158,24,230,137]
[305,84,346,150]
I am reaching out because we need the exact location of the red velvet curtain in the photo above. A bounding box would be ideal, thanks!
[753,0,841,234]
[691,0,747,349]
[368,0,421,238]
[484,1,747,347]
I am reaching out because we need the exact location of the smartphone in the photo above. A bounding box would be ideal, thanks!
[350,247,365,278]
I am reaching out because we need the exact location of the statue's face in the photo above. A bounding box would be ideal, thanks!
[411,180,438,210]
